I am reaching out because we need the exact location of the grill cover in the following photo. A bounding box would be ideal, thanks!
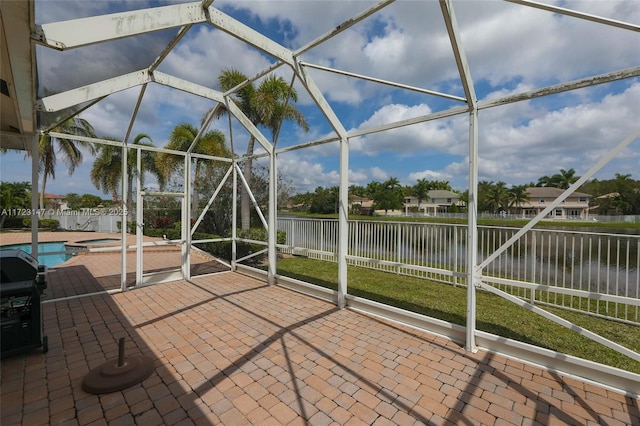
[0,250,39,284]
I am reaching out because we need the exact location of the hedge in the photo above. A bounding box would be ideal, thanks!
[1,216,28,228]
[21,218,60,230]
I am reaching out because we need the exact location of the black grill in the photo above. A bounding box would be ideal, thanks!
[1,250,48,357]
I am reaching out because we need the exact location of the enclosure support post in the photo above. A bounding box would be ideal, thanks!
[124,84,147,290]
[30,135,38,261]
[267,151,277,285]
[337,136,349,309]
[466,107,479,352]
[135,149,143,286]
[231,160,238,271]
[183,155,191,280]
[293,59,349,308]
[441,0,479,352]
[120,140,128,291]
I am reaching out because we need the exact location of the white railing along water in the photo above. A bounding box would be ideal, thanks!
[277,218,640,325]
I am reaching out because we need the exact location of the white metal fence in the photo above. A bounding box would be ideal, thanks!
[44,212,121,233]
[277,217,640,325]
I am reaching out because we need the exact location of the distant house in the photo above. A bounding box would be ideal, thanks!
[43,193,68,210]
[350,195,374,215]
[404,190,464,216]
[515,187,591,220]
[589,192,620,215]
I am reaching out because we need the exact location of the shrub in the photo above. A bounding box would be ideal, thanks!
[1,216,27,228]
[236,228,286,245]
[21,218,60,230]
[155,216,173,228]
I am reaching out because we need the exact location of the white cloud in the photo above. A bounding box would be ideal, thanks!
[472,82,640,185]
[363,28,409,73]
[209,0,638,109]
[159,26,273,88]
[349,103,458,155]
[408,169,452,182]
[277,156,340,191]
[348,169,369,186]
[370,166,388,181]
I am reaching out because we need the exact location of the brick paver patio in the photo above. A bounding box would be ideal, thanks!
[1,233,639,425]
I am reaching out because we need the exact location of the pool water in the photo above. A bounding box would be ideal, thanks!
[0,242,73,268]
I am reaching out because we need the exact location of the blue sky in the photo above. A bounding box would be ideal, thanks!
[1,0,639,199]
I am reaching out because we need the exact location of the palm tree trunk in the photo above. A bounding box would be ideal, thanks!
[192,159,200,221]
[127,176,134,221]
[39,174,47,210]
[241,137,255,230]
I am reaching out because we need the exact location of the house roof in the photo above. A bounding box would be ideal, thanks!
[597,192,620,199]
[44,193,66,199]
[351,195,370,203]
[427,190,459,198]
[526,187,591,198]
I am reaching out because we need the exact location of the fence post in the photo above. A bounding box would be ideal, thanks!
[396,223,401,275]
[320,219,324,254]
[453,225,458,287]
[531,231,537,304]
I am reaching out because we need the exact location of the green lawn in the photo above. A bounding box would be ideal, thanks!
[274,257,640,374]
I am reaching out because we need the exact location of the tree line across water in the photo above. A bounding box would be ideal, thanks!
[3,170,639,229]
[289,170,640,216]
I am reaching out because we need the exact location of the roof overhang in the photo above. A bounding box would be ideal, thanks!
[0,0,36,151]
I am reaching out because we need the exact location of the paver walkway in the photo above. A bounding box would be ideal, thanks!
[1,249,638,425]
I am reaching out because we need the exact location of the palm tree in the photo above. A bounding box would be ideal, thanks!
[0,181,31,228]
[413,178,430,214]
[205,69,309,229]
[508,185,529,214]
[28,117,96,209]
[536,175,553,187]
[156,123,229,219]
[538,168,579,189]
[386,177,400,190]
[372,177,404,214]
[431,180,452,191]
[90,134,165,217]
[477,180,495,212]
[458,190,469,210]
[487,181,509,213]
[554,168,579,189]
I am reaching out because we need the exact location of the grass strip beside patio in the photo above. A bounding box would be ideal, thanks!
[274,257,640,374]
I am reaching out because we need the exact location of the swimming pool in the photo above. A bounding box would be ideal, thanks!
[0,242,74,268]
